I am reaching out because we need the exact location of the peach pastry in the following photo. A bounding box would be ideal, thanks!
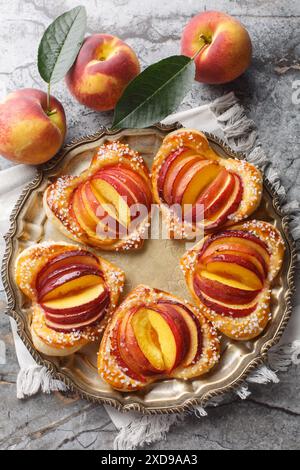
[181,220,285,340]
[15,242,125,356]
[98,285,220,391]
[44,142,153,251]
[152,129,263,238]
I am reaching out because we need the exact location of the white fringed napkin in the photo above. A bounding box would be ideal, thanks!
[1,92,299,450]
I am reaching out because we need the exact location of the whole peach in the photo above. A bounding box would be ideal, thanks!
[0,89,66,165]
[181,11,252,84]
[66,34,140,112]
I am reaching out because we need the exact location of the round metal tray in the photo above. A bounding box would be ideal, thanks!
[2,124,297,414]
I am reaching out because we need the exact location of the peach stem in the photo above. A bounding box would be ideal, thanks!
[192,34,210,60]
[46,83,57,116]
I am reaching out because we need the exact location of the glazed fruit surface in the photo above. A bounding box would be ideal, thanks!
[152,129,263,238]
[98,285,220,391]
[15,242,125,355]
[44,141,153,251]
[181,220,285,340]
[36,250,110,332]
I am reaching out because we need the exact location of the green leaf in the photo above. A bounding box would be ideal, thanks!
[38,6,87,84]
[112,55,195,129]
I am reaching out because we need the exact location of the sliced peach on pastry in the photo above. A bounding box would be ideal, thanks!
[38,268,102,302]
[201,240,269,277]
[163,155,202,204]
[111,318,147,383]
[167,303,202,367]
[197,169,233,218]
[203,255,264,288]
[45,309,105,332]
[81,182,118,240]
[91,177,131,228]
[36,250,100,291]
[103,167,152,209]
[42,284,108,316]
[180,162,221,207]
[195,288,258,317]
[203,175,243,229]
[119,311,161,376]
[72,185,97,232]
[158,147,194,199]
[146,309,179,372]
[153,303,190,370]
[131,309,166,371]
[194,272,260,305]
[42,281,105,310]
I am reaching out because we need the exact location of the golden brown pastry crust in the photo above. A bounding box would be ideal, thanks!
[44,142,152,251]
[152,128,263,238]
[98,285,220,392]
[181,220,285,340]
[15,242,125,356]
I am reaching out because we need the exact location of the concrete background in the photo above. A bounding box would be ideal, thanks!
[0,0,299,450]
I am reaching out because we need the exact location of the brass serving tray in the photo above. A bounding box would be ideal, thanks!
[2,124,297,414]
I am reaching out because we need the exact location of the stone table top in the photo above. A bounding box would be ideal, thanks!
[0,0,299,450]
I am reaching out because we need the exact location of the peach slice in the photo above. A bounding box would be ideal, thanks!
[204,175,243,229]
[201,250,266,280]
[45,309,105,332]
[131,309,166,371]
[204,258,264,290]
[200,270,259,292]
[42,282,105,310]
[111,318,146,383]
[195,288,258,318]
[72,185,96,232]
[102,167,152,210]
[194,273,260,305]
[158,147,193,199]
[39,269,102,302]
[197,169,232,217]
[153,303,190,370]
[201,242,269,277]
[43,286,108,316]
[180,162,221,207]
[96,172,137,212]
[146,309,178,371]
[164,155,202,204]
[36,250,100,291]
[119,310,161,376]
[81,182,118,240]
[170,304,202,367]
[91,177,130,227]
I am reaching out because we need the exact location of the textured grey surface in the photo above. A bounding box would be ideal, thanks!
[0,0,299,450]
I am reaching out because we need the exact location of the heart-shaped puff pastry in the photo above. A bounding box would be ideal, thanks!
[44,142,153,251]
[152,128,263,239]
[15,242,125,356]
[181,220,285,340]
[98,285,220,391]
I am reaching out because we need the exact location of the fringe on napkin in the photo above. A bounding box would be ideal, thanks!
[14,92,300,451]
[17,365,67,399]
[114,414,185,451]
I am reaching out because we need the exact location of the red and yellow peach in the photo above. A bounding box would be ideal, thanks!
[0,88,66,165]
[66,34,140,111]
[181,11,252,84]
